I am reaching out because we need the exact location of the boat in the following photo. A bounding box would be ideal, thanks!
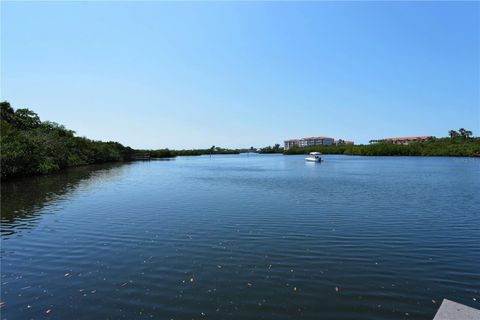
[305,152,322,162]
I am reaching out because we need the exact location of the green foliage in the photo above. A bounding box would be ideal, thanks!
[132,149,175,159]
[449,128,473,141]
[1,102,137,179]
[258,144,283,154]
[0,102,247,178]
[173,148,241,156]
[12,108,41,130]
[284,136,480,157]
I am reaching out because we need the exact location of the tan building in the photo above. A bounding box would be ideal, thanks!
[284,136,335,150]
[370,136,433,145]
[284,139,301,150]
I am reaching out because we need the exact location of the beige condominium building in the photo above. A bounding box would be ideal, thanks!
[370,136,433,145]
[284,136,335,150]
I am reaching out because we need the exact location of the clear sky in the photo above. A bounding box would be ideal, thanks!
[1,1,479,149]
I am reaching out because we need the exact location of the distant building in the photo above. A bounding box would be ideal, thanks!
[284,136,335,150]
[335,139,354,146]
[284,139,301,150]
[300,137,335,147]
[370,136,434,145]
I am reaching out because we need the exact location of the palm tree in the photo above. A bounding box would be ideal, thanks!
[465,130,473,139]
[458,128,466,138]
[449,130,458,139]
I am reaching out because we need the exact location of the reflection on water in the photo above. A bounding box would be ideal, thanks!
[1,155,479,320]
[1,163,128,237]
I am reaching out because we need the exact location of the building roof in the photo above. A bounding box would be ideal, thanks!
[382,136,432,141]
[285,136,334,142]
[302,136,333,140]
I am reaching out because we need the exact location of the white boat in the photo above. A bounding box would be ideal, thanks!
[305,152,322,162]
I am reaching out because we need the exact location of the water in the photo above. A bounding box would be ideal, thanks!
[1,154,479,320]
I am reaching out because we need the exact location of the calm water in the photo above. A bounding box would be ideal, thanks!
[1,154,479,320]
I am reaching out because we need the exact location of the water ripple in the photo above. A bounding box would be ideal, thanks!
[1,155,479,319]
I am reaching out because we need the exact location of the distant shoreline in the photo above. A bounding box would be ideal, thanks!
[280,140,480,158]
[2,102,479,180]
[3,151,479,182]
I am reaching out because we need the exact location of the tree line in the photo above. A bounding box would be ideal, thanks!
[258,144,283,154]
[284,131,480,157]
[448,128,473,140]
[2,102,478,179]
[1,102,140,179]
[0,103,247,179]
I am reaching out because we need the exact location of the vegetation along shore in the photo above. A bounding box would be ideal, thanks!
[0,102,242,179]
[283,133,479,157]
[1,102,479,179]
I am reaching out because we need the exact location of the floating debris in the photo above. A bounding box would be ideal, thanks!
[432,299,436,304]
[247,282,253,287]
[46,309,52,314]
[64,273,70,277]
[335,287,340,293]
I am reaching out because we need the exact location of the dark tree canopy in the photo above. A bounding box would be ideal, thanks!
[0,102,136,179]
[284,129,479,157]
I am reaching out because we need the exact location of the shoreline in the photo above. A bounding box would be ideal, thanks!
[3,153,479,181]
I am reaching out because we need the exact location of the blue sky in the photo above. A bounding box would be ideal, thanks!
[1,1,479,149]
